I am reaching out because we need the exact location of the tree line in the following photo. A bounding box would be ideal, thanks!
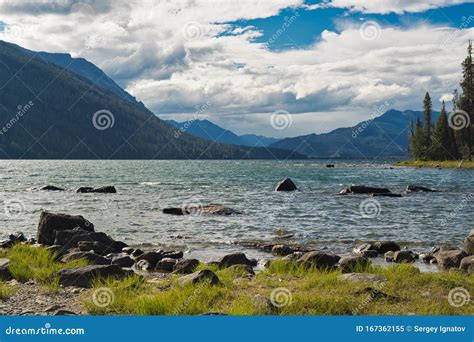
[409,41,473,161]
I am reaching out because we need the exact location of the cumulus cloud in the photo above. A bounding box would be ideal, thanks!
[0,0,472,137]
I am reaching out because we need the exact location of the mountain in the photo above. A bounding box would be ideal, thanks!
[270,109,440,159]
[166,119,279,147]
[0,40,303,159]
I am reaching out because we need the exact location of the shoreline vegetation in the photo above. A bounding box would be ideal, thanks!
[394,160,474,168]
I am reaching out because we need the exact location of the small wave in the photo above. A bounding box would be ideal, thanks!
[140,182,161,187]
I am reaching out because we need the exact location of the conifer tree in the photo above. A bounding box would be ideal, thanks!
[423,92,433,156]
[431,101,450,160]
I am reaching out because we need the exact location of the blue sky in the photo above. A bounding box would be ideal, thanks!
[0,0,472,137]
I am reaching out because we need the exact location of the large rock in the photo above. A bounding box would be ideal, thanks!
[339,254,370,273]
[339,185,391,195]
[0,232,27,248]
[405,185,438,193]
[55,265,132,288]
[108,254,135,268]
[463,229,474,255]
[373,241,400,254]
[459,255,474,273]
[135,251,164,265]
[135,259,153,271]
[271,245,294,256]
[338,273,386,284]
[435,250,466,269]
[60,251,110,265]
[54,229,126,252]
[218,253,255,268]
[156,258,177,272]
[76,186,117,193]
[162,251,183,259]
[37,212,93,245]
[163,204,240,216]
[40,185,64,191]
[173,259,200,274]
[78,241,116,255]
[275,178,297,191]
[0,258,12,280]
[353,243,379,257]
[393,251,415,263]
[298,251,340,269]
[178,269,220,286]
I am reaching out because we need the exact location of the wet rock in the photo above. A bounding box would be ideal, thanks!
[326,164,335,168]
[178,269,220,286]
[0,258,12,280]
[218,253,255,268]
[40,185,64,191]
[55,265,132,288]
[156,258,177,272]
[384,251,395,262]
[136,251,164,265]
[339,254,370,273]
[76,186,117,193]
[163,204,240,216]
[297,251,340,269]
[54,229,125,252]
[108,254,134,268]
[275,178,297,191]
[373,241,400,254]
[419,253,435,263]
[339,185,391,195]
[459,255,474,273]
[405,185,438,193]
[463,229,474,255]
[122,247,134,255]
[173,259,200,274]
[271,245,294,256]
[78,241,115,255]
[435,250,466,269]
[393,251,415,263]
[353,243,378,257]
[338,273,386,284]
[135,259,153,271]
[162,251,183,259]
[131,249,144,258]
[0,232,27,248]
[37,212,93,245]
[60,251,110,265]
[283,251,304,261]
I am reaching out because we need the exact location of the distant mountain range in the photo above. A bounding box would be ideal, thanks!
[166,119,279,147]
[0,40,303,159]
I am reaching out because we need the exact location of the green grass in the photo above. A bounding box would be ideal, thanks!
[394,160,474,168]
[0,283,15,300]
[83,260,474,316]
[0,244,88,292]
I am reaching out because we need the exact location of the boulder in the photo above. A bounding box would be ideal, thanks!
[37,212,93,245]
[108,254,134,268]
[163,204,240,216]
[459,255,474,273]
[353,243,378,257]
[54,229,125,252]
[0,232,27,248]
[419,253,435,263]
[76,186,117,193]
[227,264,255,276]
[218,253,255,268]
[162,251,183,259]
[173,259,200,274]
[135,259,153,271]
[393,251,415,263]
[338,273,386,284]
[339,254,370,273]
[40,185,64,191]
[384,251,395,262]
[156,258,177,272]
[55,265,132,288]
[435,250,466,269]
[122,247,134,255]
[405,185,438,193]
[0,258,12,280]
[135,251,164,265]
[275,178,297,191]
[463,229,474,255]
[45,245,69,259]
[178,269,220,286]
[297,251,340,269]
[373,241,400,254]
[340,185,391,195]
[271,245,294,256]
[60,251,110,265]
[78,241,116,255]
[131,249,144,258]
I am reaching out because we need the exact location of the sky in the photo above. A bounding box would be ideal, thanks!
[0,0,473,138]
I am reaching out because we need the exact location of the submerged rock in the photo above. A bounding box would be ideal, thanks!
[275,178,297,191]
[40,185,64,191]
[339,185,391,195]
[271,245,294,256]
[77,186,117,193]
[37,212,93,245]
[55,265,132,288]
[163,204,240,216]
[372,193,402,197]
[405,185,438,193]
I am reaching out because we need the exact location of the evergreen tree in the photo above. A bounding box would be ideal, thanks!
[457,40,473,160]
[411,118,426,160]
[431,101,450,160]
[422,92,432,156]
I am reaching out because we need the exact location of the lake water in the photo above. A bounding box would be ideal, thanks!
[0,160,472,261]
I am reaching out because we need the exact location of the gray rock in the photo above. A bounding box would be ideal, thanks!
[78,241,115,255]
[393,250,415,263]
[136,251,164,265]
[122,247,134,255]
[162,251,183,259]
[163,204,240,216]
[218,252,255,268]
[373,241,400,254]
[131,249,144,258]
[436,250,466,269]
[275,178,297,191]
[337,273,386,284]
[459,255,474,273]
[0,258,12,280]
[173,259,200,274]
[156,258,177,272]
[60,251,110,265]
[77,186,117,193]
[271,245,294,256]
[340,185,391,194]
[40,185,64,191]
[463,229,474,255]
[178,269,220,286]
[419,253,435,263]
[227,264,255,276]
[384,251,395,262]
[135,259,153,271]
[55,265,132,288]
[37,211,93,245]
[339,254,370,273]
[109,254,134,268]
[297,251,340,269]
[405,185,438,193]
